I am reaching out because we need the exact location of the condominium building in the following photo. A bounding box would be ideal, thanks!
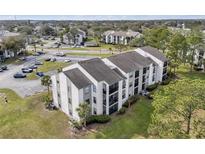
[102,30,142,45]
[51,46,168,121]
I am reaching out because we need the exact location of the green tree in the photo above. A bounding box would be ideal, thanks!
[148,79,205,138]
[144,27,171,53]
[76,103,90,127]
[1,36,25,57]
[167,32,187,75]
[41,75,52,97]
[114,44,127,53]
[186,30,204,72]
[129,36,145,47]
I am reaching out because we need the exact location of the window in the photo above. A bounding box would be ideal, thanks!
[68,98,71,104]
[85,99,90,104]
[142,83,145,90]
[134,78,139,87]
[143,68,147,74]
[153,67,156,73]
[142,75,146,83]
[129,73,133,78]
[129,81,132,88]
[134,87,138,95]
[152,75,155,82]
[93,97,96,104]
[122,80,126,89]
[93,108,97,115]
[109,93,118,106]
[109,82,118,94]
[135,70,139,78]
[109,103,118,115]
[69,109,72,116]
[93,85,96,92]
[84,86,90,94]
[122,90,126,99]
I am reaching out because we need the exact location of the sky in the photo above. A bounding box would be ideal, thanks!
[0,15,205,21]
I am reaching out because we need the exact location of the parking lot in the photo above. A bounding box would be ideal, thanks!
[0,51,92,97]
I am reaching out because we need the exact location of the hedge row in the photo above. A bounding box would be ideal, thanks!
[161,78,171,85]
[146,83,158,91]
[86,115,111,124]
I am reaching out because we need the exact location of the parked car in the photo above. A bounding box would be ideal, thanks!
[29,65,38,69]
[36,72,44,77]
[55,52,65,57]
[45,57,51,61]
[1,65,7,70]
[50,58,56,62]
[19,57,27,61]
[33,53,40,56]
[22,68,33,73]
[64,59,71,63]
[35,61,43,65]
[13,73,26,78]
[37,51,45,55]
[0,68,3,72]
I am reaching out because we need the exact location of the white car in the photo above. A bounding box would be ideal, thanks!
[64,59,71,63]
[56,52,65,57]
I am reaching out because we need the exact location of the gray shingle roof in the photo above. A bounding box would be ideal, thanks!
[139,46,168,62]
[79,58,123,85]
[112,68,126,79]
[108,51,152,73]
[63,68,92,89]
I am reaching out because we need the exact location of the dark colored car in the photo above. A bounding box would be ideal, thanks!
[1,65,7,70]
[45,57,51,61]
[29,65,38,69]
[35,61,43,65]
[22,68,33,73]
[37,51,45,55]
[13,73,26,78]
[36,72,44,77]
[33,53,40,56]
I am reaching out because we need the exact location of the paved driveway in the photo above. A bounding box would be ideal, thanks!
[0,53,91,98]
[0,63,46,98]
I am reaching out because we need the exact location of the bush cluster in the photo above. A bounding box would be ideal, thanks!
[86,115,111,124]
[146,83,158,91]
[123,95,139,108]
[117,107,126,115]
[161,78,171,85]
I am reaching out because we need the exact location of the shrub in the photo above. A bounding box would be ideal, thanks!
[161,78,171,85]
[123,94,139,108]
[146,83,158,91]
[194,67,203,71]
[146,94,153,100]
[86,115,111,125]
[118,107,126,115]
[69,119,82,130]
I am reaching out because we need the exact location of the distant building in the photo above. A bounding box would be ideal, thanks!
[51,46,168,121]
[102,30,142,45]
[0,30,21,59]
[63,29,86,46]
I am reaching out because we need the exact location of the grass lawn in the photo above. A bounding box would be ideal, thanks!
[58,44,135,51]
[0,89,71,138]
[27,61,70,80]
[66,52,113,58]
[86,98,153,139]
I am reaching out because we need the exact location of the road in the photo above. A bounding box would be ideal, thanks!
[0,52,92,98]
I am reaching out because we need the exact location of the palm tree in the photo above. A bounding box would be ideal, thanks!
[76,102,90,127]
[41,75,52,97]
